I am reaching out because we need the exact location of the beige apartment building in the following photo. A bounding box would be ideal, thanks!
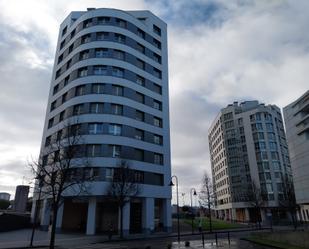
[208,101,292,223]
[284,90,309,221]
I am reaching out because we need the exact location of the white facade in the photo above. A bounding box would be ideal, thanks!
[32,8,171,235]
[208,101,292,223]
[284,90,309,221]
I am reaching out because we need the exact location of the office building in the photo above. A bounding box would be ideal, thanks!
[0,192,10,201]
[284,90,309,221]
[14,185,29,213]
[208,101,292,223]
[32,8,171,235]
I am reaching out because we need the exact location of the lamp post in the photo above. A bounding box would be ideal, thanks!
[30,174,44,247]
[169,175,180,243]
[190,188,197,234]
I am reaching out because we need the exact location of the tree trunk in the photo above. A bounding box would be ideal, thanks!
[120,205,123,239]
[49,206,58,249]
[208,195,212,232]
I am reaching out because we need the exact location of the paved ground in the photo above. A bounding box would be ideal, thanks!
[0,219,286,249]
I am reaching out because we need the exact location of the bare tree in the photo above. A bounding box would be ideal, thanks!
[106,161,140,238]
[247,181,266,228]
[199,171,215,232]
[279,175,298,229]
[29,121,91,249]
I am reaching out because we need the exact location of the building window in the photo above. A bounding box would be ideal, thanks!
[153,68,162,79]
[64,75,70,86]
[111,145,121,158]
[59,111,65,122]
[266,123,274,131]
[136,92,144,103]
[66,59,72,70]
[273,161,281,170]
[90,103,103,114]
[112,67,124,77]
[98,16,110,24]
[153,53,161,63]
[153,100,161,110]
[53,84,59,95]
[271,152,279,160]
[116,18,126,28]
[135,110,144,121]
[153,25,161,36]
[112,85,123,96]
[45,136,51,146]
[78,67,88,77]
[108,124,122,136]
[68,44,73,53]
[75,85,85,96]
[70,124,81,136]
[268,132,276,140]
[96,32,108,40]
[269,142,277,151]
[70,29,76,39]
[111,104,123,115]
[91,83,104,94]
[88,123,103,134]
[105,168,113,181]
[136,43,145,54]
[135,149,144,161]
[154,117,162,127]
[154,153,163,165]
[137,28,145,39]
[153,84,162,94]
[115,34,126,43]
[154,135,162,145]
[87,144,101,157]
[81,34,91,44]
[48,118,54,128]
[58,54,63,64]
[60,40,65,50]
[55,69,61,79]
[73,104,83,115]
[50,101,56,111]
[83,19,92,28]
[80,50,89,60]
[113,50,125,60]
[136,59,145,70]
[135,129,144,140]
[56,130,62,141]
[95,48,108,58]
[153,38,161,49]
[136,75,145,86]
[62,92,68,103]
[93,66,107,75]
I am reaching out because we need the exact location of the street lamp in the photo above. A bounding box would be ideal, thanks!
[169,175,180,243]
[29,173,44,247]
[190,188,197,234]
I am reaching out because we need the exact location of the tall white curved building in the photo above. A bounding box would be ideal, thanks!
[33,8,171,235]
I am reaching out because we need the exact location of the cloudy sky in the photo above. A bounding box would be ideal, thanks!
[0,0,308,203]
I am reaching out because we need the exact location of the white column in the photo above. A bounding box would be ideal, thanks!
[30,201,36,223]
[231,208,237,222]
[260,209,267,224]
[56,202,64,231]
[40,199,51,231]
[143,197,154,234]
[122,201,130,237]
[161,198,172,232]
[86,197,97,235]
[245,208,250,222]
